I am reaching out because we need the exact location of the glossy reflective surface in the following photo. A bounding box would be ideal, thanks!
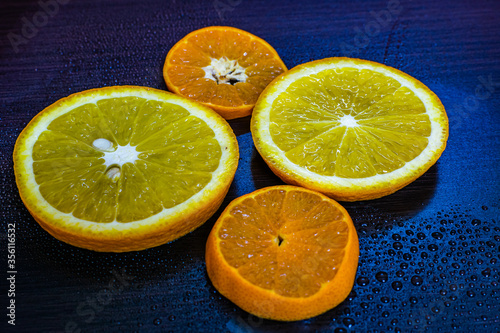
[1,0,499,331]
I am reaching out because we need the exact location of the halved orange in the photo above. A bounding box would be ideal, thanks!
[206,185,359,321]
[252,58,449,201]
[13,86,239,252]
[163,26,287,119]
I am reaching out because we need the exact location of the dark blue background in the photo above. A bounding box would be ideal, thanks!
[1,0,499,332]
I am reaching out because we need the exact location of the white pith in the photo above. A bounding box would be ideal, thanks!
[16,87,238,233]
[102,143,139,168]
[202,57,248,84]
[93,137,140,171]
[340,114,358,128]
[254,59,447,189]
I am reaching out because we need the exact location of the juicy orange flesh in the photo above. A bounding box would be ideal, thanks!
[32,97,221,223]
[167,28,286,107]
[269,68,431,178]
[217,189,348,298]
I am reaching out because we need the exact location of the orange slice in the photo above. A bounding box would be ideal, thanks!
[205,185,359,321]
[163,26,287,120]
[13,86,239,252]
[252,58,449,201]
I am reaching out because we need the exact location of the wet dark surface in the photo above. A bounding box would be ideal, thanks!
[1,0,500,332]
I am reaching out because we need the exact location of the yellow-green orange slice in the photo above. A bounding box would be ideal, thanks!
[251,58,448,201]
[14,86,239,252]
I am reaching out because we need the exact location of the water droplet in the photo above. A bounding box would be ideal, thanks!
[416,232,426,240]
[411,276,423,286]
[431,232,443,240]
[376,271,389,283]
[342,317,355,327]
[168,315,176,321]
[467,290,475,297]
[481,206,488,210]
[481,268,491,277]
[392,281,403,291]
[393,242,403,250]
[409,296,418,304]
[471,219,481,226]
[153,318,162,326]
[150,305,157,310]
[392,234,401,241]
[357,276,370,286]
[428,244,439,251]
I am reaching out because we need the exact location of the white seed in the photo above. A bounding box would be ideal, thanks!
[106,167,121,182]
[93,138,114,152]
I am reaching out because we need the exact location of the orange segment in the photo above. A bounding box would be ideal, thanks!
[166,65,206,87]
[164,26,287,119]
[206,185,359,321]
[212,83,243,107]
[178,78,216,103]
[234,82,260,105]
[168,43,211,67]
